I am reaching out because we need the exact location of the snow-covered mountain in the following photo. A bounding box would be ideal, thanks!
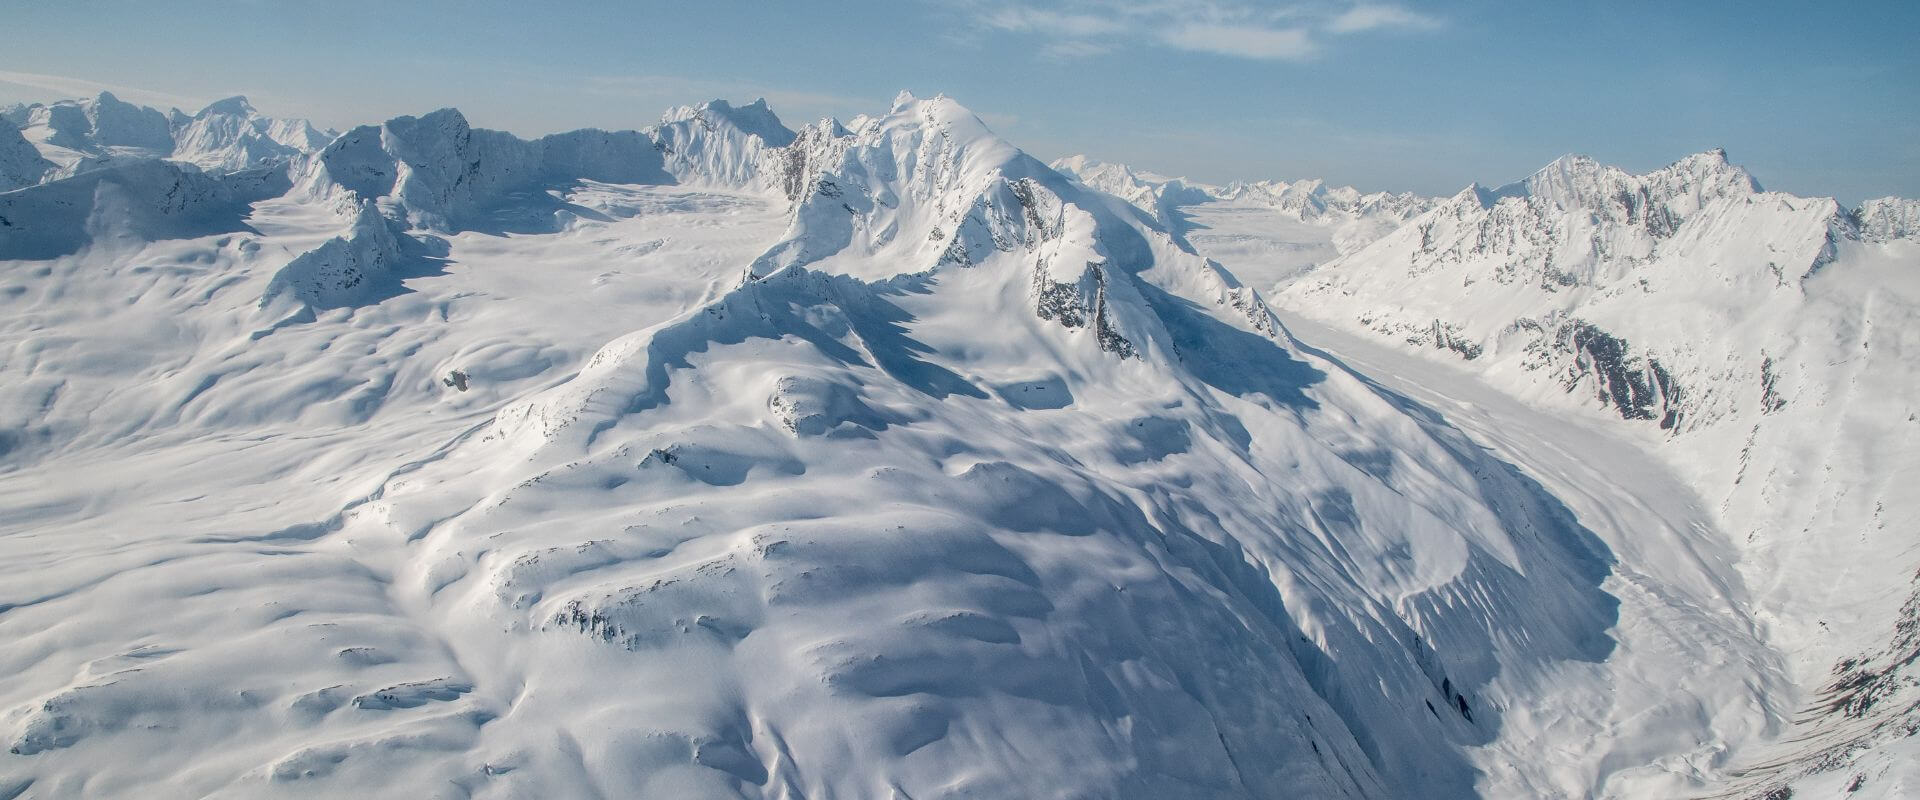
[1270,149,1920,797]
[170,96,335,174]
[0,92,334,182]
[0,90,1910,800]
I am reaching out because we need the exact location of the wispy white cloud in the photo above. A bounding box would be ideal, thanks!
[956,1,1443,62]
[984,8,1128,38]
[1041,39,1117,59]
[1163,24,1318,60]
[0,70,208,111]
[1326,4,1441,34]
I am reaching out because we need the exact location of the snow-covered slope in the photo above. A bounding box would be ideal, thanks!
[0,92,1904,800]
[0,118,55,191]
[1274,149,1920,797]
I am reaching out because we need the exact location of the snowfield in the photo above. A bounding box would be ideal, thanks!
[0,91,1913,799]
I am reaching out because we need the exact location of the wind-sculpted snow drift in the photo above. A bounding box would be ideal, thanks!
[0,91,1907,799]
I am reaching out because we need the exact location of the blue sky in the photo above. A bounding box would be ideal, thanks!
[3,1,1916,202]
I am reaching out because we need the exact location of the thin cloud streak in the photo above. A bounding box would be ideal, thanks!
[1163,24,1318,61]
[0,70,209,111]
[960,1,1444,62]
[1327,4,1442,34]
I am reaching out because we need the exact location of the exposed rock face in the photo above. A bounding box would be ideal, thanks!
[1855,196,1920,242]
[1528,316,1682,429]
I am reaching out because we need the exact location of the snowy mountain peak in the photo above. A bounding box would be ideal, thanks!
[193,95,258,119]
[1499,149,1760,221]
[891,92,1009,153]
[661,98,796,147]
[171,94,333,173]
[1453,181,1505,209]
[76,91,176,151]
[2,92,174,172]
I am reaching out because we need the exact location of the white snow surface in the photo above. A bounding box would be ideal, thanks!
[0,94,1914,800]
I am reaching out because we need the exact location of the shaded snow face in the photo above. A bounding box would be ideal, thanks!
[0,159,290,259]
[0,117,55,190]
